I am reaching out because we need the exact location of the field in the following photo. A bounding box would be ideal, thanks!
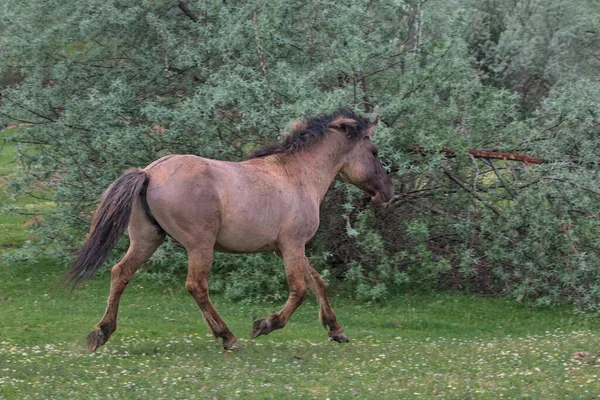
[2,132,600,399]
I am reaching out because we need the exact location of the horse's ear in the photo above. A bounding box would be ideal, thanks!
[365,116,379,137]
[289,119,307,133]
[329,116,357,132]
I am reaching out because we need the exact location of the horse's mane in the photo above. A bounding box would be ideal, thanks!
[248,108,371,159]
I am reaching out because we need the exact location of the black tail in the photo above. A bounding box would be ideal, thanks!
[67,169,149,289]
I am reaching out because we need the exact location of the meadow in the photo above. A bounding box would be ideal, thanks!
[2,132,600,399]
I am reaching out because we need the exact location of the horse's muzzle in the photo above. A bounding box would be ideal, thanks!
[372,186,394,204]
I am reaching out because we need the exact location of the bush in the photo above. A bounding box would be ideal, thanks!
[2,0,600,309]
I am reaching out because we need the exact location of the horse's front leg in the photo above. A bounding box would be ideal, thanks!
[303,261,348,342]
[186,247,240,350]
[251,248,306,338]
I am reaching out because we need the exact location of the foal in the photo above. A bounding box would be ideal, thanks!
[68,109,394,351]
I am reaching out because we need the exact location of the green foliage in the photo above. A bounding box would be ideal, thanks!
[2,0,600,309]
[466,0,600,110]
[479,81,600,310]
[210,253,287,303]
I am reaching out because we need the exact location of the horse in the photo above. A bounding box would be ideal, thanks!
[67,109,394,351]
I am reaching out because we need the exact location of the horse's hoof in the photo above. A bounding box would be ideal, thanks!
[223,337,241,350]
[251,318,271,338]
[86,329,107,352]
[329,331,349,343]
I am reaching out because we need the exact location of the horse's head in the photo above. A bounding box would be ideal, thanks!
[331,116,394,203]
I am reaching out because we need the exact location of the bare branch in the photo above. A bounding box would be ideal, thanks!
[178,1,200,23]
[467,149,545,165]
[483,158,517,199]
[252,10,268,77]
[441,167,501,216]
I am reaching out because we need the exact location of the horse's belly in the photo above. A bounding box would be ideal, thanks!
[214,225,279,254]
[213,241,278,254]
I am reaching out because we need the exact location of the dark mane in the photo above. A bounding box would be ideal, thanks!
[248,108,371,159]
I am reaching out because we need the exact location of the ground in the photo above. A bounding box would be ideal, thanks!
[2,269,600,399]
[2,131,600,399]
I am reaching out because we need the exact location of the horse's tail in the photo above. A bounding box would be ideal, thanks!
[67,168,149,289]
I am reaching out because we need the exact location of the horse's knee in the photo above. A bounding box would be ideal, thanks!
[309,273,327,293]
[292,285,306,305]
[185,279,198,295]
[185,279,208,300]
[287,270,306,300]
[313,272,326,286]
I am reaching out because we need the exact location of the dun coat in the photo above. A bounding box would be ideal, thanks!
[67,109,394,351]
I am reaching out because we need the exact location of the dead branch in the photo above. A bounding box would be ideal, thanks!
[466,149,545,165]
[412,145,546,165]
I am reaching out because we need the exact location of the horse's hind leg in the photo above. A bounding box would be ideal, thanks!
[303,262,348,342]
[87,204,165,352]
[185,247,240,350]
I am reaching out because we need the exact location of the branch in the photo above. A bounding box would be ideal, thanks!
[441,166,501,216]
[360,74,372,113]
[406,199,467,222]
[542,176,600,196]
[252,10,267,77]
[483,158,517,199]
[467,149,544,165]
[0,111,49,125]
[178,1,200,22]
[413,145,549,165]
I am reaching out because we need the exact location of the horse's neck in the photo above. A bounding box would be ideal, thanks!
[283,137,350,203]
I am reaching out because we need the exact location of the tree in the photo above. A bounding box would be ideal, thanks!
[2,0,600,309]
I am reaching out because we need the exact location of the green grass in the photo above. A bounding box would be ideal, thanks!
[2,261,600,399]
[2,130,600,399]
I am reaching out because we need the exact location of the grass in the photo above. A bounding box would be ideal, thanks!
[2,130,600,399]
[2,264,600,399]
